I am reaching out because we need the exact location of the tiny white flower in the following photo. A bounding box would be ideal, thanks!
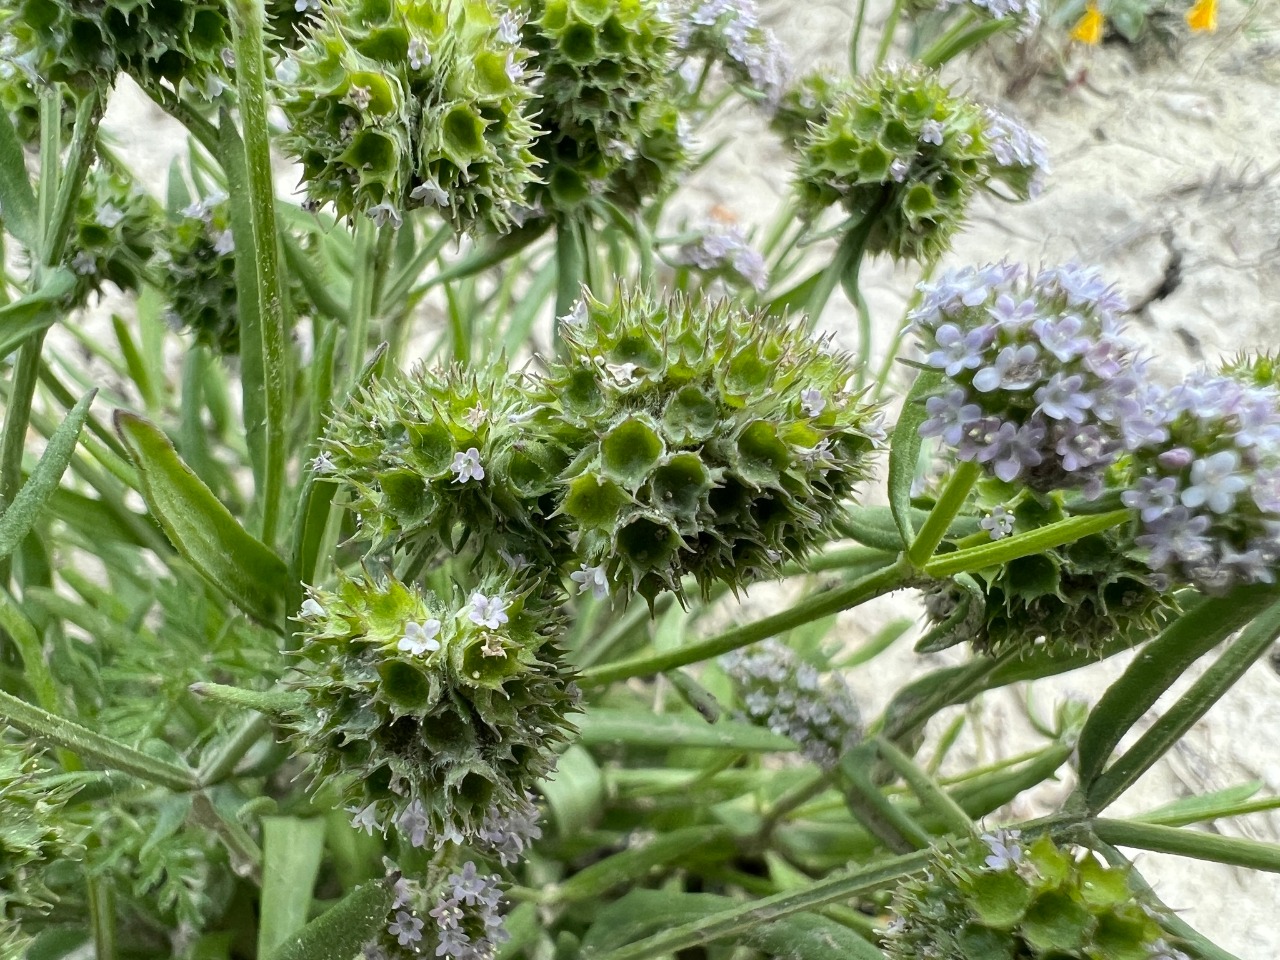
[300,598,326,619]
[800,388,826,417]
[450,447,485,483]
[346,83,372,110]
[504,50,526,83]
[310,451,337,474]
[410,177,449,208]
[468,592,509,629]
[407,37,430,70]
[559,298,588,327]
[397,619,442,656]
[463,402,488,429]
[275,57,301,84]
[570,563,609,600]
[97,203,124,229]
[606,361,639,385]
[294,0,320,12]
[70,251,97,276]
[348,803,381,835]
[497,11,524,44]
[212,228,235,255]
[367,203,402,229]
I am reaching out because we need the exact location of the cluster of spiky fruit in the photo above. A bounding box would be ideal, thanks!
[518,0,687,214]
[793,65,1046,262]
[275,0,541,232]
[884,830,1188,959]
[319,288,880,605]
[66,163,160,303]
[922,494,1177,656]
[287,572,580,846]
[2,0,231,90]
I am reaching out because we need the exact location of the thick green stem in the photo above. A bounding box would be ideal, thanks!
[1091,819,1280,874]
[907,459,980,569]
[0,688,198,791]
[923,508,1130,578]
[874,735,974,835]
[874,0,906,66]
[197,713,273,787]
[87,874,118,960]
[229,0,290,548]
[579,557,910,687]
[346,218,376,390]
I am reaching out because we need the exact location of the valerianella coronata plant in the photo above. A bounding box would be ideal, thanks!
[2,0,232,90]
[671,0,790,108]
[884,830,1189,959]
[518,0,687,214]
[722,639,861,768]
[66,163,160,304]
[536,289,883,603]
[286,572,580,847]
[368,861,510,960]
[794,65,1048,262]
[1122,370,1280,595]
[319,364,572,570]
[913,261,1160,496]
[276,0,541,232]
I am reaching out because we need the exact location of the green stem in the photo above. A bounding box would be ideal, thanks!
[230,0,290,548]
[192,791,263,881]
[0,688,198,791]
[555,220,585,347]
[874,0,907,66]
[196,713,272,786]
[849,0,871,73]
[346,218,376,391]
[755,768,833,844]
[87,874,118,960]
[907,459,981,569]
[839,742,931,852]
[1091,818,1280,874]
[922,508,1130,578]
[579,557,911,687]
[873,735,974,835]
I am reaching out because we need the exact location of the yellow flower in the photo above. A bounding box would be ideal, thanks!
[1186,0,1218,32]
[1070,1,1105,44]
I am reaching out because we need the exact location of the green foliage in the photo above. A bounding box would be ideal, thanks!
[65,163,160,303]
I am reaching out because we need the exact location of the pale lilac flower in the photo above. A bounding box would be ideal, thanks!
[396,799,431,848]
[212,228,235,255]
[980,828,1023,871]
[920,119,944,145]
[1122,476,1179,523]
[570,563,609,600]
[468,593,509,629]
[367,203,402,229]
[606,361,639,385]
[294,0,320,11]
[97,203,124,229]
[972,344,1041,393]
[300,598,326,619]
[408,38,430,70]
[1032,313,1089,362]
[451,447,485,483]
[310,451,337,474]
[348,803,382,835]
[70,251,97,275]
[398,619,442,656]
[411,177,449,207]
[477,796,542,865]
[800,388,826,417]
[275,57,301,84]
[1034,373,1092,423]
[1181,450,1249,514]
[925,323,994,377]
[560,299,588,327]
[388,911,424,947]
[497,11,524,44]
[920,389,982,447]
[980,505,1015,539]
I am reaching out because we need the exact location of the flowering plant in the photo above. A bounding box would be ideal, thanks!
[0,1,1273,959]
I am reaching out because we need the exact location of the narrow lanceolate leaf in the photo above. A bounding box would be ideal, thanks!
[0,107,37,248]
[1076,584,1280,793]
[0,268,77,360]
[268,876,397,960]
[0,389,95,561]
[887,369,942,549]
[259,818,327,959]
[114,412,289,629]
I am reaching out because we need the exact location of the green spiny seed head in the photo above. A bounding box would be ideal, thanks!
[0,743,85,928]
[538,288,882,603]
[769,70,849,149]
[320,363,573,568]
[519,0,687,214]
[794,65,1046,263]
[275,0,541,233]
[4,0,231,90]
[884,831,1185,959]
[0,62,78,147]
[1220,350,1280,391]
[922,492,1177,656]
[66,163,161,302]
[286,572,580,846]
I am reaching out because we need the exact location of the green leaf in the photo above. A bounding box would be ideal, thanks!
[1087,594,1280,812]
[267,876,397,960]
[1134,781,1280,828]
[578,709,797,752]
[923,508,1130,578]
[555,826,734,904]
[541,744,604,837]
[580,890,731,956]
[114,411,290,628]
[0,267,77,360]
[742,912,884,960]
[1091,819,1280,874]
[0,389,94,561]
[0,106,38,248]
[887,369,941,549]
[1076,584,1280,793]
[259,818,327,959]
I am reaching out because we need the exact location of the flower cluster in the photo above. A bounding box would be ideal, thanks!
[672,0,790,107]
[913,261,1153,496]
[275,0,541,232]
[1123,371,1280,594]
[536,288,882,603]
[366,861,509,960]
[321,287,881,605]
[66,164,161,304]
[3,0,231,90]
[672,223,768,291]
[793,66,1048,262]
[519,0,688,214]
[722,639,861,768]
[286,573,580,847]
[884,831,1188,959]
